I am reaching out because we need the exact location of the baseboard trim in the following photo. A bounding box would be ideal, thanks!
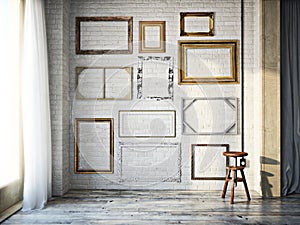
[0,201,22,223]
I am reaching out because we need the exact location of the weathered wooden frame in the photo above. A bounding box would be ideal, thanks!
[76,67,133,100]
[76,16,133,54]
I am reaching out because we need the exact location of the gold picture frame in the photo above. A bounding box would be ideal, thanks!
[74,118,114,174]
[178,40,239,84]
[139,21,166,53]
[76,16,133,54]
[191,144,229,180]
[180,12,214,36]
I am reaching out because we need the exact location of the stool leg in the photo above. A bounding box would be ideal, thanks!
[222,169,231,198]
[230,170,236,204]
[240,169,251,201]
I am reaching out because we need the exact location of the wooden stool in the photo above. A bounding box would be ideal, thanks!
[222,151,251,204]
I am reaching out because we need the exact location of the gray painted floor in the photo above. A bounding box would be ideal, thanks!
[3,190,300,224]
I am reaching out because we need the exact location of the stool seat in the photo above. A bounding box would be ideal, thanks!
[222,151,251,204]
[223,151,248,157]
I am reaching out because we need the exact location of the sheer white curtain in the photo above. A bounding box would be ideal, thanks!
[22,0,52,210]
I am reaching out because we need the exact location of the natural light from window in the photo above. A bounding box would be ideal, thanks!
[0,0,22,188]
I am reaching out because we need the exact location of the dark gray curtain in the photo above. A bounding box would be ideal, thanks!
[281,0,300,196]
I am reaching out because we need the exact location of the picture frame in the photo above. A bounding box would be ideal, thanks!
[191,144,229,180]
[137,56,174,100]
[118,110,176,138]
[182,97,238,135]
[76,16,133,54]
[76,67,133,100]
[180,12,214,36]
[74,118,114,174]
[139,21,166,53]
[178,40,239,84]
[118,143,181,182]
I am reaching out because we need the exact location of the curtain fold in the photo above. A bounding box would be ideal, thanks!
[22,0,52,210]
[281,0,300,195]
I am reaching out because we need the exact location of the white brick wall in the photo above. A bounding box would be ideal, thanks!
[45,0,70,196]
[46,0,261,193]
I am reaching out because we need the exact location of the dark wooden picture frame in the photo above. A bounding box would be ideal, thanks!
[191,144,229,180]
[76,16,133,54]
[74,118,114,174]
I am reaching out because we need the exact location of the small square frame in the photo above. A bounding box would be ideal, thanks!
[139,21,166,53]
[191,144,229,180]
[74,118,114,174]
[180,12,214,36]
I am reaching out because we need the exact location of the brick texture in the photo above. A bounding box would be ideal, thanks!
[46,0,261,193]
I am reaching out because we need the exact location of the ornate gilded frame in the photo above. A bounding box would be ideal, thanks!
[74,118,114,174]
[178,40,239,84]
[139,21,166,53]
[180,12,214,36]
[191,144,229,180]
[76,16,133,54]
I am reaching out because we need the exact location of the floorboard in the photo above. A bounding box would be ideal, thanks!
[3,190,300,224]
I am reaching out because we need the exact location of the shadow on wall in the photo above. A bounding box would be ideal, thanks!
[260,156,280,198]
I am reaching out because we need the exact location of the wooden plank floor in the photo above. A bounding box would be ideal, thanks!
[3,190,300,224]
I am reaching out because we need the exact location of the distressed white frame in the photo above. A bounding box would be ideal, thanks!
[137,56,174,100]
[118,143,181,182]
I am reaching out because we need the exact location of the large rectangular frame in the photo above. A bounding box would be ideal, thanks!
[139,21,166,53]
[118,143,181,182]
[191,144,229,180]
[180,12,214,36]
[76,67,133,100]
[119,110,176,138]
[178,40,239,84]
[74,118,114,174]
[182,97,238,135]
[76,16,133,54]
